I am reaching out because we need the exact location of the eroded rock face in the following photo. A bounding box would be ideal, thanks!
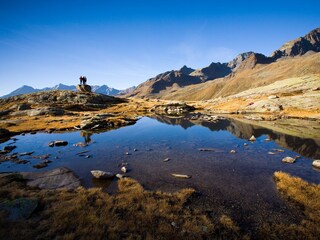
[20,167,81,190]
[151,102,195,115]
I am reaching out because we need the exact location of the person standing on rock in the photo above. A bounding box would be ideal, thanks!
[83,76,87,85]
[79,76,83,85]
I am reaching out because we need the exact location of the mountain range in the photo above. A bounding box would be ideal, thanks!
[125,27,320,99]
[1,84,135,98]
[2,27,319,101]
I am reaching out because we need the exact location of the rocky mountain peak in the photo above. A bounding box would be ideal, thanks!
[190,62,231,80]
[179,65,195,75]
[271,27,320,60]
[228,52,255,70]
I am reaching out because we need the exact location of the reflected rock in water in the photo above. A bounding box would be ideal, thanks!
[149,114,320,158]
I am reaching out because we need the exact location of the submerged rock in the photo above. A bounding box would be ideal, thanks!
[91,170,114,179]
[312,160,320,169]
[3,145,16,152]
[49,140,68,147]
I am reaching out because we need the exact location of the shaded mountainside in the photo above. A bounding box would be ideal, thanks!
[127,27,320,100]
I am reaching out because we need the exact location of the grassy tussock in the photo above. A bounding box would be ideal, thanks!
[259,171,320,239]
[0,175,243,239]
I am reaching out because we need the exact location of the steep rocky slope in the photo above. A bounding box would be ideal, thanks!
[271,27,320,60]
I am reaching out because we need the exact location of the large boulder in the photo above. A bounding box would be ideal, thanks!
[76,84,92,93]
[20,167,81,190]
[0,198,38,221]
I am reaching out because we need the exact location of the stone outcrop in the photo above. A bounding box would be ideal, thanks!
[151,102,195,115]
[20,167,81,190]
[76,84,92,93]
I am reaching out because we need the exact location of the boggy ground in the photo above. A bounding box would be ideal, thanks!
[0,171,319,239]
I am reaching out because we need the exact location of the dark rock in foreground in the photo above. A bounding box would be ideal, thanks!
[0,198,38,221]
[20,167,81,190]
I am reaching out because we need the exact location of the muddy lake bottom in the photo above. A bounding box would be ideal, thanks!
[1,116,320,232]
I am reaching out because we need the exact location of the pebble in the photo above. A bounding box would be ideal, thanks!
[171,173,191,179]
[268,152,277,155]
[121,166,127,173]
[116,174,125,179]
[230,150,236,154]
[243,143,248,146]
[249,135,256,141]
[163,158,170,162]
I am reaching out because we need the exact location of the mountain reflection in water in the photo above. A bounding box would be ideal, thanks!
[150,114,320,159]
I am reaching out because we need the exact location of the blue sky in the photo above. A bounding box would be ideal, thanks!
[0,0,319,95]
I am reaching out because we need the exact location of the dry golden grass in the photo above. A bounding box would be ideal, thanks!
[258,172,320,239]
[0,174,244,240]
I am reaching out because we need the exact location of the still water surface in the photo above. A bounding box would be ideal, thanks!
[1,116,319,229]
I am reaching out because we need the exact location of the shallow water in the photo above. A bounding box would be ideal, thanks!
[1,116,320,230]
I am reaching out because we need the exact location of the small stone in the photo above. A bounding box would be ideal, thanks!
[243,143,248,146]
[268,152,277,155]
[230,150,236,154]
[90,170,114,179]
[85,155,91,158]
[54,140,68,146]
[125,152,130,155]
[163,158,170,162]
[171,173,191,179]
[264,138,271,142]
[312,160,320,169]
[133,148,138,152]
[121,166,127,173]
[249,135,256,141]
[282,157,296,164]
[48,141,55,147]
[116,174,125,179]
